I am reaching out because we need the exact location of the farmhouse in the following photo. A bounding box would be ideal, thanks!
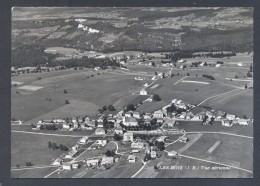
[95,128,106,135]
[65,149,78,159]
[123,117,138,126]
[128,155,137,163]
[77,137,88,145]
[101,156,114,165]
[153,110,164,119]
[133,112,141,119]
[114,126,123,134]
[123,132,134,142]
[222,119,233,127]
[62,163,72,170]
[124,112,132,117]
[140,89,148,95]
[226,114,236,120]
[86,158,99,166]
[238,119,249,126]
[168,150,178,157]
[179,112,187,119]
[151,151,157,159]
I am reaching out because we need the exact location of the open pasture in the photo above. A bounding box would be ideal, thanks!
[11,167,57,178]
[155,157,252,178]
[11,132,80,167]
[147,76,235,105]
[181,133,253,171]
[12,70,145,122]
[202,89,253,118]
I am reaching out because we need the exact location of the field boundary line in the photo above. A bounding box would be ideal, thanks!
[173,76,187,85]
[131,162,147,178]
[11,130,83,138]
[185,131,253,139]
[197,88,243,106]
[178,154,253,174]
[44,168,61,178]
[11,165,60,171]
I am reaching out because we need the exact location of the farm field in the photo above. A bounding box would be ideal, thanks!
[11,132,80,167]
[154,157,252,178]
[11,167,57,178]
[11,70,147,123]
[176,120,253,137]
[203,89,253,118]
[144,76,236,106]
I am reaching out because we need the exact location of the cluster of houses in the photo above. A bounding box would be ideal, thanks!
[32,116,97,131]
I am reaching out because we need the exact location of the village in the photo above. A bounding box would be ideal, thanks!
[25,89,251,174]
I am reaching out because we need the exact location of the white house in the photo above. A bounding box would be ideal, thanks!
[151,151,157,159]
[128,155,137,163]
[123,132,134,142]
[101,156,114,165]
[96,140,107,147]
[62,163,72,170]
[95,128,105,135]
[65,149,78,159]
[153,110,164,119]
[77,137,88,145]
[222,119,233,127]
[238,119,249,126]
[124,112,132,117]
[226,114,236,120]
[168,150,178,157]
[133,112,141,119]
[123,117,138,126]
[140,89,148,95]
[86,159,99,166]
[114,127,123,134]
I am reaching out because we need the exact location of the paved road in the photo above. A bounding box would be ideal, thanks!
[11,130,84,138]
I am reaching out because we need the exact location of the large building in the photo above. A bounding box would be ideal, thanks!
[123,117,138,126]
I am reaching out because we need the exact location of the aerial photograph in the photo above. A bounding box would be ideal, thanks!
[11,7,253,178]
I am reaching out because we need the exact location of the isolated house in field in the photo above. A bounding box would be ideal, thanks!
[237,119,249,126]
[178,103,187,110]
[140,89,148,95]
[222,119,233,127]
[77,136,88,145]
[172,99,178,104]
[123,117,138,126]
[168,150,178,157]
[128,155,137,163]
[95,128,105,135]
[153,110,164,119]
[123,132,134,142]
